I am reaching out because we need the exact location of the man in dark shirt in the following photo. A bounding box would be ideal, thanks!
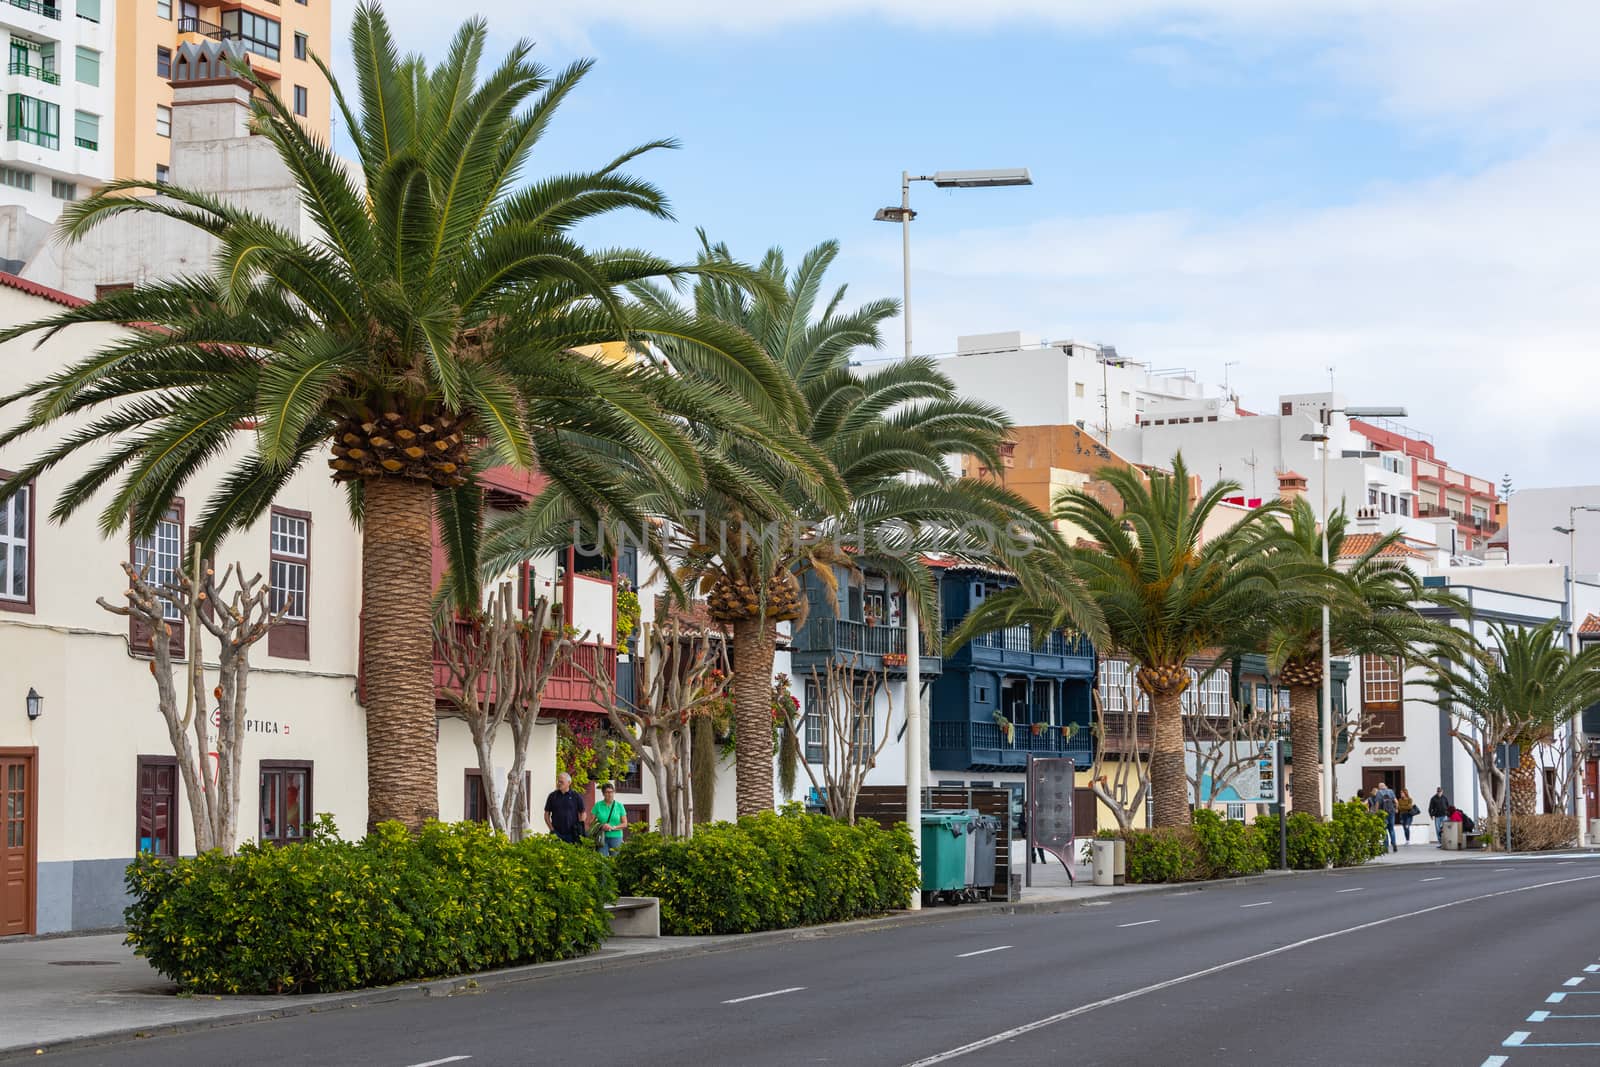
[544,772,586,844]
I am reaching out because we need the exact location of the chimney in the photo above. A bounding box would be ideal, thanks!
[169,40,257,144]
[1276,469,1309,505]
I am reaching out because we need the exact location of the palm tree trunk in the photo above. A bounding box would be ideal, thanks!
[1510,744,1540,816]
[1288,683,1323,820]
[730,616,777,816]
[361,476,439,832]
[1149,688,1190,828]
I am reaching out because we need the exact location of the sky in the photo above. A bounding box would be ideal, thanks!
[335,1,1600,489]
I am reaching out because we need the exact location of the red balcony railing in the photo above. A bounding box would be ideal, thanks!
[430,619,615,714]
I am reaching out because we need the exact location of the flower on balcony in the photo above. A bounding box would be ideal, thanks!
[1060,723,1079,742]
[882,652,908,667]
[993,711,1015,745]
[1030,721,1045,737]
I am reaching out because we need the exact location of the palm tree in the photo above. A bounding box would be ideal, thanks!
[1427,618,1600,817]
[956,455,1281,828]
[487,240,1081,815]
[0,5,796,831]
[1253,501,1445,819]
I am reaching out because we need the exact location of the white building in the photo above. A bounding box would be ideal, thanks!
[0,0,115,244]
[934,331,1229,439]
[1507,485,1600,580]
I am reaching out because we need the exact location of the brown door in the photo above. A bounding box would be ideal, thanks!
[1362,766,1405,796]
[1,749,37,936]
[1073,787,1098,838]
[1586,761,1598,822]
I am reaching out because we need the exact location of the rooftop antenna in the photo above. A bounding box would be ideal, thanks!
[1224,360,1239,400]
[1242,449,1260,498]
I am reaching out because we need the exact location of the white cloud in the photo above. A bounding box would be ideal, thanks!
[868,135,1600,483]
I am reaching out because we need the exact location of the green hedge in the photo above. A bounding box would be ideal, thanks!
[1105,801,1388,884]
[614,810,918,935]
[124,819,614,994]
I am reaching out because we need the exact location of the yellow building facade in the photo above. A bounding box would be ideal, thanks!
[112,0,330,184]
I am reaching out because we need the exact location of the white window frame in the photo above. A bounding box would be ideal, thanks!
[156,104,172,138]
[133,513,182,620]
[269,511,309,620]
[0,481,29,603]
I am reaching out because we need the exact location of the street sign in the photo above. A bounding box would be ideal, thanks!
[1027,757,1076,885]
[1185,742,1278,804]
[1257,741,1280,805]
[1495,742,1521,772]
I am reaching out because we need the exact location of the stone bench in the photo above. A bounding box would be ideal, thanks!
[605,896,660,938]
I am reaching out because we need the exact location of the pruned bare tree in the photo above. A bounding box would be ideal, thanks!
[99,549,283,855]
[777,657,894,825]
[1087,687,1151,831]
[434,587,578,839]
[577,619,730,838]
[1186,699,1282,813]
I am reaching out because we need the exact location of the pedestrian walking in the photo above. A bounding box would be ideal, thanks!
[590,782,629,857]
[1428,787,1451,842]
[543,772,586,844]
[1374,782,1399,852]
[1395,788,1417,843]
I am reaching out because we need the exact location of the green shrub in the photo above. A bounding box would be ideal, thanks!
[1329,800,1388,866]
[1119,826,1205,883]
[1191,809,1273,877]
[614,810,917,935]
[124,819,614,994]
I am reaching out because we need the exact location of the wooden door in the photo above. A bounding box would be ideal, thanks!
[1,749,37,936]
[1586,761,1598,822]
[1362,766,1404,796]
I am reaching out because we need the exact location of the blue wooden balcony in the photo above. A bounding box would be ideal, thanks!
[792,616,943,677]
[930,718,1093,773]
[944,623,1094,676]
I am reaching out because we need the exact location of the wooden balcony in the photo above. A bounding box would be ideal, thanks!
[430,621,615,715]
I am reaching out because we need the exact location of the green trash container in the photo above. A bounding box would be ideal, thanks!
[921,811,972,900]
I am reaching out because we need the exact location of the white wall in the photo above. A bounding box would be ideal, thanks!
[1508,486,1600,580]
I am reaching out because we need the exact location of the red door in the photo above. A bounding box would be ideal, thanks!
[1586,760,1598,823]
[1,749,37,936]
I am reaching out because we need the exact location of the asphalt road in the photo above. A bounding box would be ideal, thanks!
[29,855,1600,1067]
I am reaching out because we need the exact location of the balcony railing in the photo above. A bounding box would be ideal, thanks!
[7,62,60,85]
[73,136,96,149]
[8,0,62,20]
[429,620,616,713]
[177,15,224,37]
[931,718,1093,769]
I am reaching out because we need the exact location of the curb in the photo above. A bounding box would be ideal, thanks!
[0,854,1539,1061]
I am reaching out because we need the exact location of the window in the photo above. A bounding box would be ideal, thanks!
[77,0,101,21]
[803,678,824,763]
[1074,382,1085,398]
[1181,667,1231,716]
[258,762,311,844]
[1400,497,1411,517]
[268,509,309,659]
[73,110,97,150]
[156,46,171,77]
[50,179,75,200]
[219,9,281,61]
[0,166,32,192]
[155,164,170,184]
[1121,391,1131,406]
[74,46,98,86]
[1362,654,1404,740]
[7,94,60,149]
[156,104,171,138]
[157,0,171,17]
[136,756,178,857]
[1097,658,1147,714]
[293,84,307,117]
[294,32,307,60]
[0,473,32,611]
[464,770,530,824]
[132,509,183,620]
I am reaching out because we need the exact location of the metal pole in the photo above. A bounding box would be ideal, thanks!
[1569,516,1583,842]
[1320,420,1334,819]
[905,574,922,909]
[1025,755,1033,889]
[1277,740,1288,869]
[900,170,913,360]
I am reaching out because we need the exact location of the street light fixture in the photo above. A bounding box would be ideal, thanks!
[1301,404,1407,820]
[876,166,1032,907]
[25,687,42,721]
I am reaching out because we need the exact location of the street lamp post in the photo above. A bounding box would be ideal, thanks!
[1300,403,1406,820]
[1554,505,1600,842]
[875,167,1031,908]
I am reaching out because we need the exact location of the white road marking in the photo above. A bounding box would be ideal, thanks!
[1547,993,1568,1004]
[956,946,1013,958]
[1117,920,1161,928]
[1586,964,1600,973]
[1528,1010,1550,1022]
[1566,977,1586,987]
[899,873,1600,1067]
[723,986,805,1005]
[1239,901,1273,909]
[1505,1032,1530,1047]
[1420,876,1444,882]
[1079,901,1110,907]
[406,1058,471,1067]
[1494,867,1516,872]
[1480,1057,1509,1067]
[1335,887,1364,893]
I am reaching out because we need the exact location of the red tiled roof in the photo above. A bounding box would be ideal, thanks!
[1338,532,1430,560]
[0,272,86,308]
[1579,613,1600,637]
